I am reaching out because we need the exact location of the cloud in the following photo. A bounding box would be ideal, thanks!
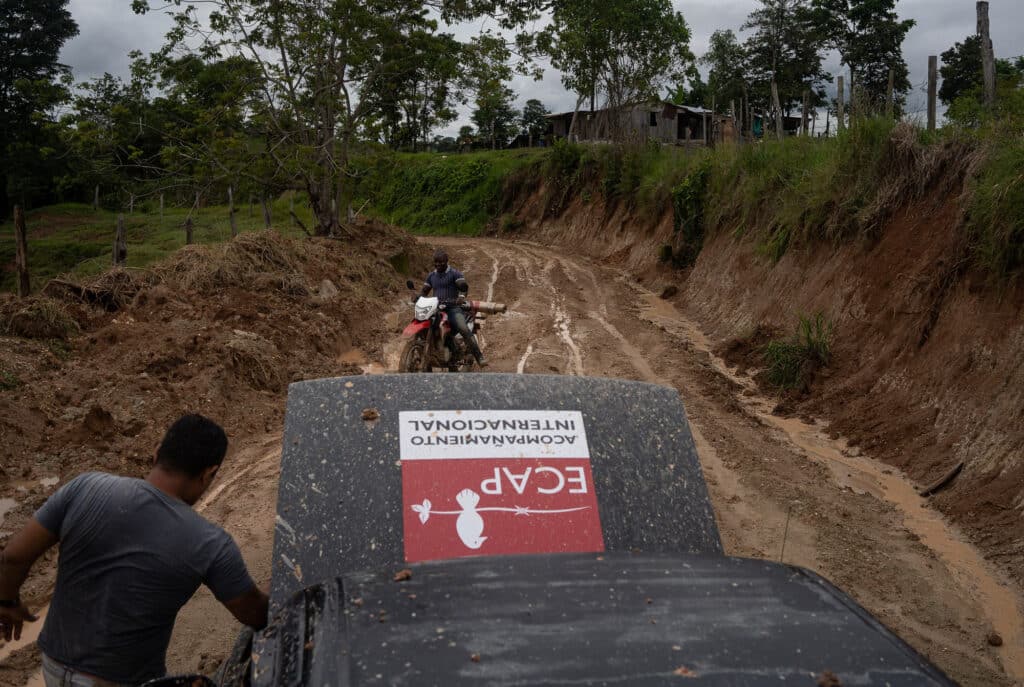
[59,0,172,83]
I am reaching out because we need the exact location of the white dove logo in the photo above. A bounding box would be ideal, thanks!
[410,489,591,551]
[455,489,488,549]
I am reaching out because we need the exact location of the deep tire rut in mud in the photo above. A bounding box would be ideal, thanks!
[439,237,1024,686]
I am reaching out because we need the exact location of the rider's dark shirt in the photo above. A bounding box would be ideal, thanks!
[424,266,464,304]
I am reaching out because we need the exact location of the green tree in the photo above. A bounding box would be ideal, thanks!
[538,0,693,139]
[810,0,914,114]
[940,35,1023,106]
[743,0,828,118]
[667,73,710,108]
[701,30,748,111]
[0,0,78,216]
[467,33,517,150]
[359,32,463,152]
[134,0,476,235]
[472,86,517,150]
[521,98,549,146]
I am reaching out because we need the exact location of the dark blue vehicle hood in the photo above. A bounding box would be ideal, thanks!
[251,552,953,686]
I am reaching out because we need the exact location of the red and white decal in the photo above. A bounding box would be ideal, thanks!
[400,410,604,563]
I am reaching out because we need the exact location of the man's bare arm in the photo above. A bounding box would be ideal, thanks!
[222,585,270,630]
[0,519,58,640]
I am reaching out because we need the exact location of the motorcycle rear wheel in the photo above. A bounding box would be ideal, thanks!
[399,337,430,372]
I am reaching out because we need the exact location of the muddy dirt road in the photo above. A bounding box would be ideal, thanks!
[423,238,1024,686]
[4,236,1023,686]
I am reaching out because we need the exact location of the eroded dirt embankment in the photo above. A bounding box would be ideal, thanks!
[504,178,1024,594]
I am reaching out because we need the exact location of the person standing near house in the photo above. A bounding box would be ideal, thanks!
[0,414,268,686]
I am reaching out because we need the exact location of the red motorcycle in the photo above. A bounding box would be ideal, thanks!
[399,279,505,372]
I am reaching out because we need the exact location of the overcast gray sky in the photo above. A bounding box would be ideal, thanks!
[60,0,1024,131]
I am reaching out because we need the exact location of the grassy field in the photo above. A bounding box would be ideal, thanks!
[0,198,311,293]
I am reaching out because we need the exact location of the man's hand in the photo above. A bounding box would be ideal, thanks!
[0,518,58,643]
[0,602,37,642]
[223,585,270,631]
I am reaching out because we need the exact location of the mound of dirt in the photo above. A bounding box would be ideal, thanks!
[0,296,80,340]
[225,330,284,392]
[0,219,427,648]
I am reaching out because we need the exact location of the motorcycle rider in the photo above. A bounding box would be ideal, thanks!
[420,249,487,368]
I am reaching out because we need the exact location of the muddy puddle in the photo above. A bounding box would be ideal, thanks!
[637,291,1024,680]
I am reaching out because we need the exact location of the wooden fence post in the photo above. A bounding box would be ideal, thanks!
[261,196,272,229]
[837,75,845,133]
[228,186,238,238]
[771,81,784,140]
[801,90,810,135]
[978,1,996,107]
[928,56,938,132]
[113,214,127,266]
[886,68,896,119]
[184,216,194,245]
[14,205,30,297]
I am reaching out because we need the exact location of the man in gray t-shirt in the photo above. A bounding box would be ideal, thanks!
[0,414,268,686]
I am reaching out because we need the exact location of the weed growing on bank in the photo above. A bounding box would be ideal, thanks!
[762,313,834,390]
[966,138,1024,280]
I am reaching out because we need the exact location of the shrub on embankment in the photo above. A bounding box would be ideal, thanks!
[351,120,1024,282]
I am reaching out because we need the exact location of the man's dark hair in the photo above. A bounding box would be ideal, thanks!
[433,249,448,261]
[156,414,228,477]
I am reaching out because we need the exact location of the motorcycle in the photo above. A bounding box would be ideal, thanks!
[399,278,506,373]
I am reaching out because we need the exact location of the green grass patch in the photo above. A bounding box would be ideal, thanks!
[762,313,834,391]
[966,139,1024,280]
[0,198,310,293]
[352,149,547,234]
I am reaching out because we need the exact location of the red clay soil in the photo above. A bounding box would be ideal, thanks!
[0,221,426,619]
[508,182,1024,591]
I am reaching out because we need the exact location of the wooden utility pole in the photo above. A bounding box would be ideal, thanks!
[928,56,938,132]
[801,90,810,135]
[771,81,784,140]
[848,68,856,124]
[14,205,30,297]
[228,186,238,238]
[113,214,127,266]
[837,75,845,133]
[184,216,194,245]
[978,1,996,107]
[886,68,896,119]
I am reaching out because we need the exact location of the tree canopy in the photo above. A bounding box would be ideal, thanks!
[0,0,78,216]
[810,0,914,113]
